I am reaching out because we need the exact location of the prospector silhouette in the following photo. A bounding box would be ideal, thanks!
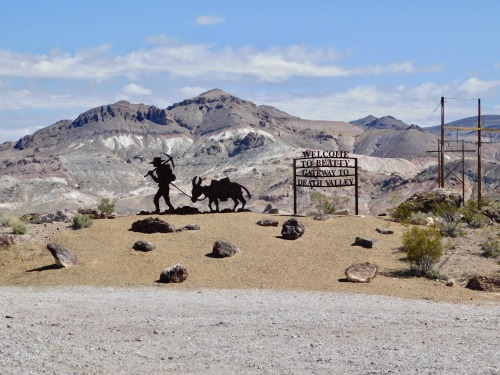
[145,153,176,213]
[191,176,251,212]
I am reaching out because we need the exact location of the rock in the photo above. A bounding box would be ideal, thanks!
[131,217,176,233]
[159,263,188,283]
[376,227,394,235]
[354,237,377,248]
[107,212,118,219]
[268,208,280,214]
[0,234,15,246]
[313,214,332,221]
[466,276,500,292]
[481,205,500,223]
[256,219,279,227]
[132,241,156,252]
[78,208,102,219]
[212,240,239,258]
[263,203,275,213]
[345,262,378,283]
[281,218,305,240]
[174,206,201,215]
[405,188,462,213]
[40,210,73,223]
[332,209,349,216]
[446,278,456,287]
[178,224,200,231]
[47,243,80,267]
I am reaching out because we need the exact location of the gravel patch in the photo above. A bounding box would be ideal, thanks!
[1,287,499,374]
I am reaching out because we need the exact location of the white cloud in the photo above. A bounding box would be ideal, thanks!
[123,83,152,95]
[0,41,430,83]
[195,15,224,26]
[455,77,500,98]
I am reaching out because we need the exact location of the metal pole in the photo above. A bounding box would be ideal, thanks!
[354,158,359,215]
[477,99,482,210]
[462,140,465,206]
[440,97,445,187]
[437,139,441,186]
[293,158,297,215]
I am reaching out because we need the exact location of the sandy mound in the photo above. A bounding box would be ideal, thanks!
[0,212,498,304]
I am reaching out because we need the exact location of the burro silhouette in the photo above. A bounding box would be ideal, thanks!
[191,176,251,212]
[145,154,176,213]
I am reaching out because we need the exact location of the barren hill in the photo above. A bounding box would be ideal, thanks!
[0,89,499,216]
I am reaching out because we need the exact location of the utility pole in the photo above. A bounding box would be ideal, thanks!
[440,96,445,187]
[477,99,482,209]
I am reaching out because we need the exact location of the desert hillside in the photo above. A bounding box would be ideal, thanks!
[1,212,498,304]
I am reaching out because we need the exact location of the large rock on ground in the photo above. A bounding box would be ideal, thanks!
[466,276,500,292]
[212,240,239,258]
[47,243,80,267]
[131,217,176,233]
[405,188,462,213]
[132,241,156,252]
[159,263,188,283]
[256,219,279,227]
[354,237,377,248]
[345,262,379,283]
[281,218,305,240]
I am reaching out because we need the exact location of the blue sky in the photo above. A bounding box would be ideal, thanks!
[1,0,499,142]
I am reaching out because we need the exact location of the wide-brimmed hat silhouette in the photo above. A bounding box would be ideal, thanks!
[149,157,162,165]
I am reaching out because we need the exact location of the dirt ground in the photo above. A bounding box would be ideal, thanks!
[0,212,499,304]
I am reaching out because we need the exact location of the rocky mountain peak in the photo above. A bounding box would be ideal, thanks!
[199,88,231,99]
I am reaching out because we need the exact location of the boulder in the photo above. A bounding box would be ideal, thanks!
[40,210,73,223]
[212,240,239,258]
[159,263,188,283]
[376,227,394,235]
[132,241,156,252]
[354,237,377,248]
[405,188,462,213]
[332,209,349,216]
[178,224,201,231]
[47,243,80,267]
[466,276,500,292]
[131,217,176,233]
[281,218,305,240]
[345,262,378,283]
[256,219,279,227]
[174,206,202,215]
[313,214,332,221]
[268,208,280,214]
[262,203,275,213]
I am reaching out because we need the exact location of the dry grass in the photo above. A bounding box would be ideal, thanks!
[0,212,498,304]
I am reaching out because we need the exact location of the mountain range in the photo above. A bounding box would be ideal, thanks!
[0,88,499,216]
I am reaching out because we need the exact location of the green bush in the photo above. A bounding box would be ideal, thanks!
[98,198,116,216]
[310,191,349,215]
[390,202,414,223]
[481,240,500,258]
[73,213,93,229]
[439,220,464,238]
[402,226,443,275]
[409,212,430,226]
[467,213,491,229]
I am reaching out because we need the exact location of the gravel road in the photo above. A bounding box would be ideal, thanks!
[1,287,499,374]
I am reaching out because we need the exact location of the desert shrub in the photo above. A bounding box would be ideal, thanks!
[73,213,93,229]
[390,202,414,223]
[439,220,464,238]
[402,226,443,275]
[425,268,448,281]
[409,212,430,226]
[310,191,350,215]
[481,240,500,258]
[467,213,491,229]
[11,221,28,235]
[98,198,116,216]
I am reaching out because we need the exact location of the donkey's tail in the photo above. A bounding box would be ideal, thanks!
[240,184,251,199]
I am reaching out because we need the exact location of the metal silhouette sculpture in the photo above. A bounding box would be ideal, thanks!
[145,153,176,213]
[191,176,251,212]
